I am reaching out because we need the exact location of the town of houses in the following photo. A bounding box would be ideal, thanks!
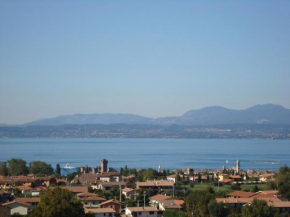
[0,159,290,217]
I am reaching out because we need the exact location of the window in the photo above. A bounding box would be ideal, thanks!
[149,211,155,215]
[138,212,141,215]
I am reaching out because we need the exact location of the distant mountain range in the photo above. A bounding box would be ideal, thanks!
[22,104,290,126]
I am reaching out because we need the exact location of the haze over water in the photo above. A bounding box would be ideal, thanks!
[0,138,289,172]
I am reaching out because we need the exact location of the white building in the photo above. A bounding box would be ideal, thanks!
[84,207,116,217]
[125,207,158,217]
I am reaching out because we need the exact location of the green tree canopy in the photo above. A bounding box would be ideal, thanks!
[276,165,290,200]
[29,161,54,176]
[0,162,8,176]
[208,200,229,217]
[29,187,85,217]
[138,168,155,181]
[241,199,278,217]
[163,210,187,217]
[7,158,28,176]
[185,190,214,217]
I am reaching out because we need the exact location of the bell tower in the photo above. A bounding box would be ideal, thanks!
[101,159,108,173]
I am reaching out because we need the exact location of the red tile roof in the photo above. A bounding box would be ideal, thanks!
[149,195,172,201]
[227,191,257,198]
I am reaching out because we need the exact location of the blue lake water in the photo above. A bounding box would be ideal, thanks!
[0,138,289,172]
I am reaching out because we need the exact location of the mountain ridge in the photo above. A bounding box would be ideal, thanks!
[21,104,290,126]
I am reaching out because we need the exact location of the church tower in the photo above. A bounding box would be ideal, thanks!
[101,159,108,173]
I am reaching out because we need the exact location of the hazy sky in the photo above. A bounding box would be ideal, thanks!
[0,1,290,124]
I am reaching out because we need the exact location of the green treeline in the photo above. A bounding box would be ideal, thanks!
[0,158,60,177]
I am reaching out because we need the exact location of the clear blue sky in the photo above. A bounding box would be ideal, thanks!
[0,1,289,124]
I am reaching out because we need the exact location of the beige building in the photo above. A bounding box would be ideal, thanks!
[96,181,126,191]
[158,199,183,211]
[136,180,174,191]
[259,173,275,182]
[1,201,29,216]
[122,188,136,199]
[81,196,106,208]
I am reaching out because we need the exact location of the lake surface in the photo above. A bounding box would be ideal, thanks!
[0,138,289,173]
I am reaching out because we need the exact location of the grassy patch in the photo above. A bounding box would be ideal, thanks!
[179,182,269,193]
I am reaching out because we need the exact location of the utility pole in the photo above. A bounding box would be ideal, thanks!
[119,185,122,203]
[143,193,146,207]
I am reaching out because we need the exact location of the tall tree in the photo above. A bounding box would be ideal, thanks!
[7,158,28,176]
[0,162,8,176]
[29,161,54,176]
[29,187,85,217]
[186,190,214,217]
[56,164,61,177]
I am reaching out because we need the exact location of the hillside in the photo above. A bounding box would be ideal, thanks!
[22,104,290,126]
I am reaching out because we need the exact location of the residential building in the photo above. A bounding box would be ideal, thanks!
[122,188,136,199]
[72,172,122,185]
[99,199,122,213]
[81,196,106,208]
[136,180,174,192]
[17,186,47,197]
[1,201,29,216]
[96,182,126,191]
[259,173,275,182]
[227,191,257,198]
[149,195,171,208]
[125,207,158,217]
[59,186,88,195]
[158,199,184,211]
[84,207,116,217]
[15,197,40,209]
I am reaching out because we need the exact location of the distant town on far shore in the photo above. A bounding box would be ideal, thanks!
[1,104,290,139]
